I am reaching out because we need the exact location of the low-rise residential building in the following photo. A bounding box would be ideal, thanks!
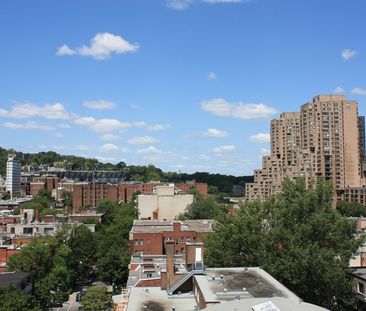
[129,219,214,256]
[137,186,194,220]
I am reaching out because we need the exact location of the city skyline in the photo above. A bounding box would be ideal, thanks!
[1,0,366,176]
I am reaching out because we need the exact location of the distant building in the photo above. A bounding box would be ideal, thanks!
[137,185,193,220]
[129,219,214,256]
[72,181,207,211]
[245,95,366,204]
[6,155,21,198]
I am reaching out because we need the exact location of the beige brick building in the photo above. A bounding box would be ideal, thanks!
[246,95,366,203]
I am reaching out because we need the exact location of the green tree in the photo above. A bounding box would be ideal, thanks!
[337,200,366,217]
[179,196,227,220]
[204,179,363,311]
[67,225,97,286]
[80,286,113,311]
[62,191,73,213]
[0,286,41,311]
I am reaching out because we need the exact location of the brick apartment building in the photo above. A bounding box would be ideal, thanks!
[72,182,207,210]
[129,219,214,256]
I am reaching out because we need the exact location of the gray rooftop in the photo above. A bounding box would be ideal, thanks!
[130,219,214,234]
[203,297,329,311]
[195,268,300,304]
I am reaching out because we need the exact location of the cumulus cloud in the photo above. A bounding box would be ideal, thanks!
[212,145,236,153]
[0,103,73,120]
[74,117,130,133]
[133,121,170,131]
[55,132,64,138]
[136,146,162,155]
[56,44,76,56]
[100,134,120,141]
[342,49,358,61]
[130,104,141,109]
[208,72,218,81]
[58,123,71,128]
[260,148,270,158]
[199,154,211,160]
[83,100,116,110]
[166,0,245,9]
[56,32,139,60]
[2,121,54,131]
[202,128,228,138]
[333,86,345,94]
[351,87,366,96]
[201,98,277,119]
[99,143,120,152]
[249,133,270,143]
[128,136,159,145]
[166,0,193,10]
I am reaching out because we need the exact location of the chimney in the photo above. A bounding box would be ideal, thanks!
[165,240,175,289]
[173,221,181,232]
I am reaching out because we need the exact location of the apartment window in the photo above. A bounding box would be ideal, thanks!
[146,239,150,245]
[140,239,144,245]
[358,282,365,294]
[135,239,139,246]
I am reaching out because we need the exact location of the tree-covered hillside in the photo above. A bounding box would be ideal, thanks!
[0,147,253,194]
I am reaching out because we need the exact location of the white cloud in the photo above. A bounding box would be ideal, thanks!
[166,0,192,10]
[57,32,139,60]
[166,0,245,9]
[100,134,120,141]
[55,132,64,138]
[342,49,358,61]
[136,146,162,155]
[74,117,130,133]
[133,121,170,131]
[212,145,236,153]
[99,143,120,152]
[249,133,270,143]
[181,156,191,160]
[0,102,73,120]
[56,44,76,56]
[128,136,159,145]
[58,123,71,128]
[333,86,345,94]
[199,154,211,160]
[202,128,228,138]
[2,121,54,131]
[351,87,366,96]
[83,100,116,110]
[208,72,218,81]
[201,98,277,119]
[260,148,270,157]
[130,104,141,109]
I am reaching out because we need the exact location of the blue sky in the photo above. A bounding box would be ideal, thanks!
[0,0,365,176]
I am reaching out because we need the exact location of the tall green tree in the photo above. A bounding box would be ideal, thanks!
[80,286,113,311]
[0,286,41,311]
[204,179,363,311]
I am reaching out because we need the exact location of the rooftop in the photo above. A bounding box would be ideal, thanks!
[130,219,214,234]
[195,267,299,304]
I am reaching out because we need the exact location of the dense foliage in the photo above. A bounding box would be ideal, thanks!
[337,200,366,217]
[0,286,41,311]
[6,199,136,310]
[204,179,363,311]
[80,286,113,311]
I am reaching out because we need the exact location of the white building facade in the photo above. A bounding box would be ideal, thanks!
[6,155,21,198]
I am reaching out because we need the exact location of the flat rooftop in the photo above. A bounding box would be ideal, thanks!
[127,287,197,311]
[195,267,299,304]
[130,219,214,234]
[203,297,329,311]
